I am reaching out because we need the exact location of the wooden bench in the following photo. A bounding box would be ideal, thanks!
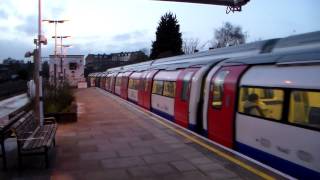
[12,111,58,169]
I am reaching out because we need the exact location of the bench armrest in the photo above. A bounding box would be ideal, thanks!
[44,117,56,124]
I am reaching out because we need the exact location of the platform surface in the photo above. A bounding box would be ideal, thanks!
[0,88,288,180]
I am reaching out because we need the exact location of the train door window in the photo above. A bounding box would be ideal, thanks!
[181,72,193,101]
[238,87,284,121]
[128,79,133,89]
[134,79,140,90]
[116,77,121,86]
[144,80,149,91]
[152,80,163,95]
[163,81,176,98]
[289,91,320,129]
[140,79,145,91]
[211,71,229,108]
[181,81,189,101]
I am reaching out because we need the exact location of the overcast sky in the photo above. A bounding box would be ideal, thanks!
[0,0,319,61]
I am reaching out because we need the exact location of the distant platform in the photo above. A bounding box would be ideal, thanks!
[0,93,29,120]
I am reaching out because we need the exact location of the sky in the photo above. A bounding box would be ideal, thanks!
[0,0,319,61]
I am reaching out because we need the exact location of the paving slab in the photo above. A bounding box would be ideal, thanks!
[0,88,287,179]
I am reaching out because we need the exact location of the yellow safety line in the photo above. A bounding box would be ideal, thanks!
[148,115,276,180]
[100,89,276,180]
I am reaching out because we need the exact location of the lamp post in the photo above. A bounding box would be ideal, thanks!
[43,20,67,86]
[52,36,71,82]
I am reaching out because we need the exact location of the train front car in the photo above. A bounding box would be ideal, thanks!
[234,51,320,179]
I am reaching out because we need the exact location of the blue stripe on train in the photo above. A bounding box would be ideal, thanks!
[188,124,197,132]
[235,142,320,179]
[151,108,174,122]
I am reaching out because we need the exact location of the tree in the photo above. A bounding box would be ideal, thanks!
[183,38,200,55]
[150,12,183,59]
[212,22,247,48]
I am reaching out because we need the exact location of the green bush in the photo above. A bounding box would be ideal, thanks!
[44,82,75,113]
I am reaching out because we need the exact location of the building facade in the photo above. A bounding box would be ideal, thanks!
[49,55,85,87]
[85,51,148,76]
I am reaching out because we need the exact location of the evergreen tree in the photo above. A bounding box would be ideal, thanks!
[150,12,183,59]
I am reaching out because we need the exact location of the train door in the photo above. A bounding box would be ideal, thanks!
[207,65,248,148]
[121,72,132,100]
[143,70,158,109]
[138,71,148,107]
[174,68,198,128]
[111,73,118,93]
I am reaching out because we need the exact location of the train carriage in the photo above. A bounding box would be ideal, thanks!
[233,52,320,179]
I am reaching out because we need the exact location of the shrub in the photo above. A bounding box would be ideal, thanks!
[44,82,75,113]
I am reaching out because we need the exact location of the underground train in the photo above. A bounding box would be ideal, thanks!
[88,31,320,179]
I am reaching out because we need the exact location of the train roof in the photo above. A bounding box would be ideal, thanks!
[224,48,320,66]
[90,31,320,77]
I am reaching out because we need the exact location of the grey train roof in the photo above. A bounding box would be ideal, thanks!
[224,48,320,66]
[88,31,320,77]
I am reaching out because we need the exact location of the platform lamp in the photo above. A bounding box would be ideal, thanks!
[52,36,71,83]
[43,20,68,87]
[42,20,68,56]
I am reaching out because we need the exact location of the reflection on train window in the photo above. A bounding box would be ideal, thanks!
[163,81,176,98]
[181,80,189,101]
[212,71,229,108]
[152,80,163,95]
[238,87,284,121]
[289,91,320,129]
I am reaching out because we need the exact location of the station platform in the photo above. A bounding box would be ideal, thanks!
[0,88,290,180]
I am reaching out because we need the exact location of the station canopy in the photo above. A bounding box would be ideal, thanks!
[158,0,250,13]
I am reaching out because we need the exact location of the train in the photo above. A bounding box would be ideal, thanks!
[88,31,320,179]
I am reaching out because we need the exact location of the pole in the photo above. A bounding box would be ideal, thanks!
[54,22,57,87]
[37,0,44,125]
[60,37,63,82]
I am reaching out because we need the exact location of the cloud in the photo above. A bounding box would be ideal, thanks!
[112,31,147,41]
[16,16,37,36]
[0,9,8,19]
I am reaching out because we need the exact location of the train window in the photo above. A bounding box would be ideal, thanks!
[128,79,133,89]
[163,81,176,98]
[211,71,229,108]
[238,87,284,121]
[289,91,320,129]
[181,81,189,101]
[152,80,163,95]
